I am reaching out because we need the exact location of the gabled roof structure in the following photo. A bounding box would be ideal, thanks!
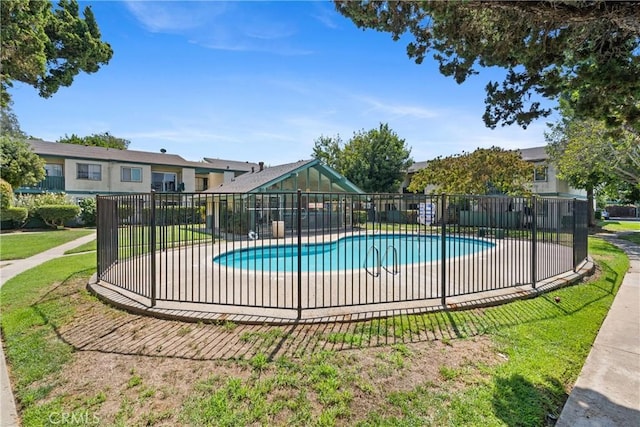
[206,159,363,194]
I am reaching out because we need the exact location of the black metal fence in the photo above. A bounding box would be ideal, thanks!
[96,192,588,318]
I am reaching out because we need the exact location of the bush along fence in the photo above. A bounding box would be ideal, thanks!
[96,191,589,320]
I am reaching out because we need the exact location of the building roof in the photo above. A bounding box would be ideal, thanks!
[407,161,429,173]
[206,159,363,194]
[206,159,316,193]
[203,157,258,173]
[518,146,548,162]
[26,139,253,173]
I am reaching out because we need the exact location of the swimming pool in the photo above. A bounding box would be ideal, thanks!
[213,234,495,272]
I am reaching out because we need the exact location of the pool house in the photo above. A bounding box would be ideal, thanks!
[204,159,364,239]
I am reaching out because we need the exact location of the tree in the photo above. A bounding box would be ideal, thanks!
[312,135,343,170]
[335,1,640,130]
[601,180,640,206]
[0,102,27,138]
[546,107,640,226]
[312,123,413,193]
[407,146,534,195]
[1,0,113,107]
[57,132,130,150]
[0,136,46,189]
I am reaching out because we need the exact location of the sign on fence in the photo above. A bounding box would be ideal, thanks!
[418,202,435,225]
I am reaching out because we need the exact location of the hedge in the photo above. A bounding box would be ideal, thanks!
[1,207,28,226]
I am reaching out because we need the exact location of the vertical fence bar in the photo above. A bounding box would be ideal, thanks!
[297,189,303,319]
[441,194,447,306]
[572,198,578,271]
[96,196,103,277]
[150,191,157,306]
[531,195,537,289]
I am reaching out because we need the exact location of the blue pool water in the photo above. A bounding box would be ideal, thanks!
[213,234,494,272]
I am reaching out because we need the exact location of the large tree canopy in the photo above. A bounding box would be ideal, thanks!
[0,136,46,189]
[58,132,130,150]
[312,123,413,193]
[408,146,534,195]
[1,0,113,107]
[546,103,640,225]
[335,1,640,130]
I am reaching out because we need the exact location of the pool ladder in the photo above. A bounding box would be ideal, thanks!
[365,245,399,277]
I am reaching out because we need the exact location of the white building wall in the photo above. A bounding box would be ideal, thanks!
[64,159,153,193]
[181,168,196,192]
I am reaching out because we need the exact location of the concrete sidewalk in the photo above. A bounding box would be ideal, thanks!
[557,234,640,426]
[0,232,96,427]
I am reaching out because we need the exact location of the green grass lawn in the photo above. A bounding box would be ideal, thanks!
[64,239,97,254]
[599,220,640,232]
[0,229,94,260]
[0,236,631,426]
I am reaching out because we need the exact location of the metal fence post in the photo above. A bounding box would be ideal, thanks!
[150,191,157,307]
[96,195,102,277]
[441,194,447,306]
[572,198,578,271]
[531,195,537,289]
[297,189,303,319]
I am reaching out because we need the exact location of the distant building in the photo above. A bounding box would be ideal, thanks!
[16,140,257,201]
[401,146,587,199]
[518,146,586,199]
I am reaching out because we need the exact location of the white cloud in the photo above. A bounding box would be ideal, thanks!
[123,1,312,55]
[356,95,442,120]
[123,1,227,33]
[311,3,340,29]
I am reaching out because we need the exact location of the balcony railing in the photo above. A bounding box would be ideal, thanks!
[151,182,185,192]
[16,176,65,193]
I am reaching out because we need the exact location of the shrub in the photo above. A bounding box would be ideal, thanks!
[221,209,249,235]
[15,193,73,220]
[36,205,80,228]
[353,210,368,225]
[78,197,97,226]
[2,207,28,225]
[0,179,13,210]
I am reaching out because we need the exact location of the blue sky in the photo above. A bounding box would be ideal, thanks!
[10,1,556,165]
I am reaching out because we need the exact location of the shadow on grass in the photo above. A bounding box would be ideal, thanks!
[492,374,566,427]
[22,260,618,363]
[12,236,625,362]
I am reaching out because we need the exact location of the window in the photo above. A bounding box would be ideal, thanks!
[45,164,63,176]
[121,166,142,182]
[151,172,177,192]
[534,165,548,182]
[77,163,101,181]
[196,177,208,191]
